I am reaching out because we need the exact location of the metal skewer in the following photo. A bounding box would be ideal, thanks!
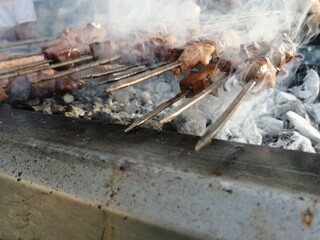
[97,66,149,85]
[0,55,93,80]
[195,79,256,151]
[35,55,121,83]
[82,65,136,79]
[125,90,190,133]
[106,61,182,92]
[0,51,42,62]
[98,62,169,86]
[0,37,54,49]
[160,71,227,124]
[0,59,52,75]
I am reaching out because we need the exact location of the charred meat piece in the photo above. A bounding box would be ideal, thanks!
[242,41,270,59]
[42,23,107,64]
[179,71,212,98]
[179,64,222,98]
[243,57,277,88]
[174,42,215,75]
[270,36,296,73]
[90,34,176,64]
[3,63,117,103]
[7,73,84,102]
[42,47,81,68]
[216,58,237,74]
[159,48,184,62]
[241,35,296,75]
[0,85,8,101]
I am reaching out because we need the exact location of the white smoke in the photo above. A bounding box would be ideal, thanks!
[105,0,317,46]
[105,0,200,41]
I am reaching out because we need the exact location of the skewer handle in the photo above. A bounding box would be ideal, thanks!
[35,55,121,83]
[0,55,93,80]
[0,51,42,62]
[0,37,54,49]
[0,59,51,76]
[195,79,256,151]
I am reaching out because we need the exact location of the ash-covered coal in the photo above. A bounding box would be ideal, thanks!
[20,62,320,154]
[2,0,320,154]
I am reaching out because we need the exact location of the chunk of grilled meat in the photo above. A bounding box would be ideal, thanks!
[42,23,107,64]
[7,72,84,102]
[2,63,119,103]
[179,71,212,98]
[179,64,226,98]
[174,42,215,76]
[241,35,296,74]
[90,33,177,64]
[243,57,277,88]
[0,85,8,101]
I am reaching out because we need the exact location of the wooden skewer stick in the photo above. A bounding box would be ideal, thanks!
[0,59,52,75]
[0,37,54,49]
[160,71,227,125]
[0,51,42,62]
[195,79,256,151]
[125,90,190,133]
[34,55,121,84]
[106,61,182,93]
[0,55,93,80]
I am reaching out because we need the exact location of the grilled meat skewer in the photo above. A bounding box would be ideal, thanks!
[195,39,296,151]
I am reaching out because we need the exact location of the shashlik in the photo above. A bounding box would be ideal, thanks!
[0,64,119,103]
[1,22,297,109]
[41,23,107,64]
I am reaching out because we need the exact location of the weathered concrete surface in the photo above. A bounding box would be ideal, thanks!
[0,104,320,240]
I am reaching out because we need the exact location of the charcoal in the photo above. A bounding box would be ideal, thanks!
[32,103,52,114]
[154,82,172,94]
[289,69,320,103]
[91,96,104,104]
[124,103,140,115]
[141,82,155,93]
[118,111,131,121]
[283,111,320,144]
[274,90,306,118]
[136,90,152,105]
[197,95,223,121]
[51,104,65,114]
[62,94,75,104]
[151,94,162,105]
[216,127,248,144]
[65,106,85,118]
[173,109,207,136]
[112,91,130,105]
[306,103,320,124]
[268,131,315,153]
[240,121,263,145]
[256,116,283,136]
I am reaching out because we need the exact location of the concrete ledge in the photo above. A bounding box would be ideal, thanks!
[1,105,320,240]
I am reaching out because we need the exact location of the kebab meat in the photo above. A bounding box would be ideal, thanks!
[89,33,180,64]
[41,23,107,65]
[0,64,121,103]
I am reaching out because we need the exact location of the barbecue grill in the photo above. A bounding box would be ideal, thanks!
[1,1,320,239]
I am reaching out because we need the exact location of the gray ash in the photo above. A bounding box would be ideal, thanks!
[17,62,320,154]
